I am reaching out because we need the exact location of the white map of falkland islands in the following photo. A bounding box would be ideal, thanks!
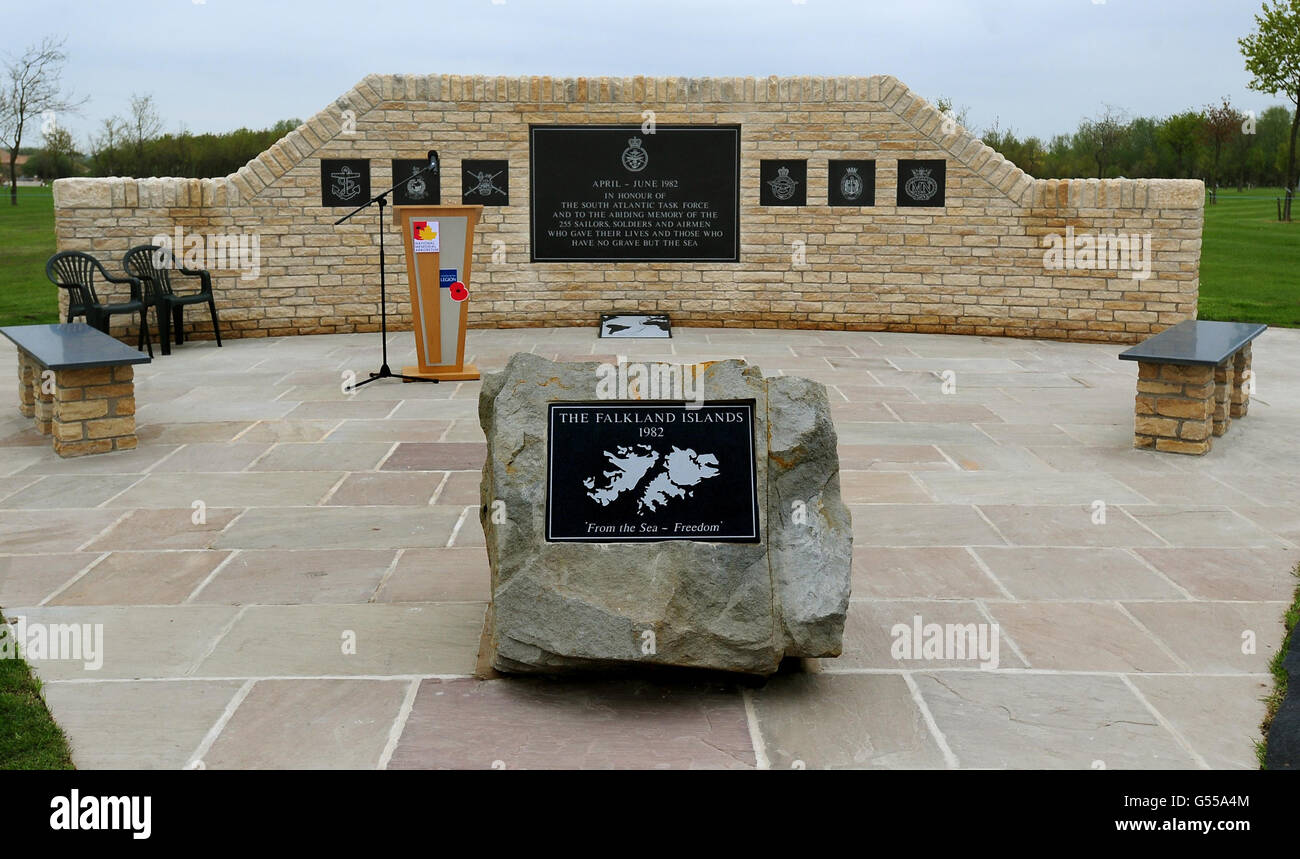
[584,443,720,518]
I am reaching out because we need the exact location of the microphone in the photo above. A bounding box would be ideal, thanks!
[427,150,439,174]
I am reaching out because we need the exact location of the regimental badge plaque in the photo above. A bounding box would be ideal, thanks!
[320,159,370,207]
[828,159,876,206]
[545,401,760,543]
[759,159,807,207]
[392,158,440,206]
[896,158,946,207]
[462,159,509,206]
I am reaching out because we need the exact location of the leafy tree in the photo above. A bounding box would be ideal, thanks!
[0,35,85,204]
[1240,0,1300,218]
[1157,111,1206,179]
[22,124,78,181]
[1202,98,1243,189]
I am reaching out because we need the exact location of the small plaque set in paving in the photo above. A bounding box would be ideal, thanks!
[545,401,760,543]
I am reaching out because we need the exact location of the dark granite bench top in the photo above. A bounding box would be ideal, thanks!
[0,323,151,370]
[1119,320,1267,367]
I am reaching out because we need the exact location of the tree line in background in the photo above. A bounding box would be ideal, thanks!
[938,97,1294,190]
[5,2,1299,215]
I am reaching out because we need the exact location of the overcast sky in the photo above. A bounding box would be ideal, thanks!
[7,0,1287,147]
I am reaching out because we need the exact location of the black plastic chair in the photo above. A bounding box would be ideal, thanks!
[44,251,153,358]
[122,245,223,355]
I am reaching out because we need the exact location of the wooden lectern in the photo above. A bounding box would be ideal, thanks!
[393,205,483,381]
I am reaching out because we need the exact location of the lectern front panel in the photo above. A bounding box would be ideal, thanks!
[435,215,469,369]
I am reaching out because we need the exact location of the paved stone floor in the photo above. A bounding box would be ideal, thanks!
[2,325,1297,769]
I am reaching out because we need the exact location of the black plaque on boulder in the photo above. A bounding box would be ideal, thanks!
[828,159,876,207]
[759,159,806,207]
[320,159,370,207]
[896,158,945,207]
[391,157,440,206]
[462,159,509,206]
[529,125,740,262]
[546,401,759,543]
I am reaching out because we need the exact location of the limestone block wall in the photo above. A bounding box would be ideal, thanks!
[52,74,1204,344]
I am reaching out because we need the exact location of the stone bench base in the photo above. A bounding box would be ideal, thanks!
[1134,343,1252,455]
[16,349,138,457]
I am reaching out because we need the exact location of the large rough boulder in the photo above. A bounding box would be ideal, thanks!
[478,353,851,675]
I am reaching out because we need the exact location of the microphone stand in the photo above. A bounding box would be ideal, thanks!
[334,157,440,387]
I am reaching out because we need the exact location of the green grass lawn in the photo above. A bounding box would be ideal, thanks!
[0,183,1296,328]
[0,187,59,327]
[1199,188,1300,327]
[0,611,75,769]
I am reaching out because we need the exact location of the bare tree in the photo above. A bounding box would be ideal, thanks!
[127,93,163,162]
[1202,98,1243,191]
[0,36,85,205]
[1077,106,1129,179]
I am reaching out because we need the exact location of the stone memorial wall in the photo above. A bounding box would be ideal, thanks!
[52,74,1204,344]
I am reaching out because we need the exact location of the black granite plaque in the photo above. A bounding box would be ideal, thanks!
[828,159,876,206]
[530,125,740,262]
[320,159,370,207]
[462,159,509,206]
[896,159,945,207]
[391,157,440,206]
[546,401,759,542]
[759,159,806,207]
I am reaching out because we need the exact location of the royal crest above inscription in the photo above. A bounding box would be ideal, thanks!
[529,125,740,262]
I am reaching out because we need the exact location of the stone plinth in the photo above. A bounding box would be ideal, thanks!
[478,353,852,675]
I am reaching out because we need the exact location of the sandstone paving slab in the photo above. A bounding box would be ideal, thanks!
[7,605,241,680]
[1120,506,1288,548]
[283,400,401,420]
[839,472,931,504]
[324,419,452,443]
[0,446,72,476]
[106,471,344,508]
[0,509,128,553]
[977,505,1165,548]
[1130,674,1272,769]
[191,548,396,604]
[380,442,486,471]
[389,399,480,421]
[232,420,340,443]
[202,679,408,769]
[916,472,1147,506]
[749,672,948,769]
[913,672,1198,769]
[833,421,991,446]
[1026,444,1201,475]
[827,403,898,422]
[836,444,953,471]
[12,444,177,476]
[1110,473,1260,506]
[972,423,1076,445]
[0,474,44,503]
[83,507,244,551]
[437,420,488,442]
[50,550,231,605]
[1134,547,1300,601]
[0,474,142,509]
[213,505,463,550]
[435,470,483,504]
[192,603,485,677]
[836,600,1024,670]
[851,503,1007,547]
[249,441,394,472]
[387,676,755,770]
[972,547,1185,600]
[931,443,1058,473]
[324,472,442,506]
[1229,506,1300,547]
[137,398,298,424]
[147,443,273,473]
[374,548,490,603]
[42,680,244,769]
[851,546,1003,599]
[886,403,1004,423]
[982,601,1182,672]
[1122,601,1288,674]
[0,553,99,606]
